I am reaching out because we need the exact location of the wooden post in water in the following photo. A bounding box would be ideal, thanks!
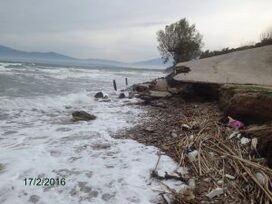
[125,78,128,86]
[113,80,117,91]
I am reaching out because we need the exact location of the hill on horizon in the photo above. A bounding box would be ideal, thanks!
[0,45,169,69]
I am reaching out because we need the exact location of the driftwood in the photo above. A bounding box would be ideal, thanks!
[150,108,272,203]
[172,116,272,204]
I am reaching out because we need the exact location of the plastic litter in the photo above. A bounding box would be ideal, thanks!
[206,187,224,199]
[228,116,244,130]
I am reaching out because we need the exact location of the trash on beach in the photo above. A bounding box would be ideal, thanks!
[188,178,196,189]
[181,124,191,131]
[187,150,198,162]
[255,172,266,185]
[240,137,251,145]
[228,116,244,129]
[206,187,224,199]
[251,138,258,150]
[228,131,240,139]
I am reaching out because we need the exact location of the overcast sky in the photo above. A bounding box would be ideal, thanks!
[0,0,271,62]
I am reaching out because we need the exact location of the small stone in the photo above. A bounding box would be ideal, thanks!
[145,127,154,132]
[118,93,126,99]
[94,92,104,98]
[72,111,96,121]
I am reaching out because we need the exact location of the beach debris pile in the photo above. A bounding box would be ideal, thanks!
[154,114,272,203]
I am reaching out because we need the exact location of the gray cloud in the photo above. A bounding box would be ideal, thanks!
[0,0,271,61]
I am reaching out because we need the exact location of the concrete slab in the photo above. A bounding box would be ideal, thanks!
[174,45,272,86]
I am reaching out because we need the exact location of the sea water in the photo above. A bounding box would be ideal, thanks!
[0,62,184,204]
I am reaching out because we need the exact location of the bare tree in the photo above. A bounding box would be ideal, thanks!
[157,18,203,65]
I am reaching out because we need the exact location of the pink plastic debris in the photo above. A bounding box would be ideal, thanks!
[228,116,244,129]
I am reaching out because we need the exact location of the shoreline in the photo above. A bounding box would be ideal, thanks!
[115,78,272,203]
[116,98,226,203]
[116,97,221,161]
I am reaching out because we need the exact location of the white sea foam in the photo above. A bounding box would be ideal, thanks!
[0,62,186,204]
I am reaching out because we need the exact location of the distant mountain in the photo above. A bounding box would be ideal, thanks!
[0,45,169,69]
[133,57,174,69]
[0,45,75,61]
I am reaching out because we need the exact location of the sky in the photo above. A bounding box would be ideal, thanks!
[0,0,271,62]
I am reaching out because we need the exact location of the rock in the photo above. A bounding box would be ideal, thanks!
[133,83,150,92]
[94,92,104,99]
[151,78,169,91]
[72,111,96,121]
[206,187,224,199]
[149,91,171,98]
[128,92,134,99]
[149,100,167,108]
[118,93,126,99]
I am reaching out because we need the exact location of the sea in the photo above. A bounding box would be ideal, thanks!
[0,62,184,204]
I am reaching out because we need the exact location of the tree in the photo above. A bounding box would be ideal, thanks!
[157,18,203,65]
